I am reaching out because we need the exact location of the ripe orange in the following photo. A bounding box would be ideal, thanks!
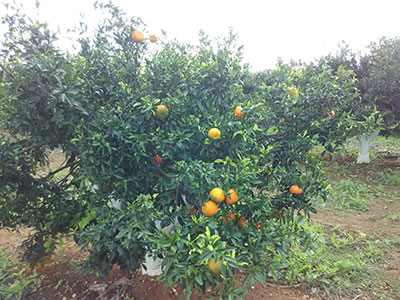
[290,88,297,96]
[208,128,221,140]
[289,185,302,194]
[209,187,225,203]
[155,104,169,120]
[237,216,249,228]
[256,223,264,231]
[153,155,162,165]
[328,110,335,119]
[149,34,157,43]
[373,52,378,57]
[201,201,218,217]
[222,212,236,223]
[225,188,239,204]
[207,258,222,276]
[234,106,244,118]
[131,30,145,42]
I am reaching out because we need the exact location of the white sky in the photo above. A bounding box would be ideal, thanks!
[2,0,400,71]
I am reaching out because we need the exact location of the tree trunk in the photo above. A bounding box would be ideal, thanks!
[357,129,380,164]
[141,194,191,276]
[141,219,178,276]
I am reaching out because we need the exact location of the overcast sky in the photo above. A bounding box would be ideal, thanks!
[2,0,400,70]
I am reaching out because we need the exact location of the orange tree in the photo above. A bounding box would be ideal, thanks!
[71,5,359,298]
[1,2,359,298]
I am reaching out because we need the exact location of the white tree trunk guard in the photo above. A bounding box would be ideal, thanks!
[357,129,380,164]
[141,219,178,276]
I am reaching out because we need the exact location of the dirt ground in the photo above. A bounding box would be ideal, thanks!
[1,155,399,300]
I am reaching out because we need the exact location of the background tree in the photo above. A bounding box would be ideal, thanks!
[0,3,86,264]
[315,38,400,163]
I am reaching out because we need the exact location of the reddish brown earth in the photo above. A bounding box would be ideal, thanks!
[0,227,320,300]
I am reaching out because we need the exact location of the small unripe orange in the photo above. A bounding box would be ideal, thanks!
[155,105,169,120]
[149,34,157,43]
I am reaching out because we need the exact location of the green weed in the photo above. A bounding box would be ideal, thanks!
[380,169,400,185]
[271,222,397,299]
[315,179,386,210]
[0,248,43,300]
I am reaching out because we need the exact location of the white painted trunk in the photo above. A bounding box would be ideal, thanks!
[357,129,380,164]
[141,219,178,276]
[141,193,193,276]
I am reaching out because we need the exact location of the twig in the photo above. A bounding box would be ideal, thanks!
[56,163,79,185]
[264,281,303,288]
[44,160,80,179]
[147,156,171,179]
[262,133,283,140]
[17,143,42,155]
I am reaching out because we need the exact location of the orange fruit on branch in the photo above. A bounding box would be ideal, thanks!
[201,201,218,217]
[237,216,249,228]
[222,212,236,223]
[328,110,335,119]
[289,88,297,96]
[225,188,239,204]
[209,187,225,203]
[155,104,169,120]
[153,155,162,165]
[207,258,222,276]
[208,128,221,140]
[289,185,302,194]
[149,34,157,43]
[234,106,244,118]
[131,30,145,42]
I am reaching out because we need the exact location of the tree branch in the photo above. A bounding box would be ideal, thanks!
[147,156,171,179]
[262,133,283,140]
[17,143,43,155]
[44,160,80,179]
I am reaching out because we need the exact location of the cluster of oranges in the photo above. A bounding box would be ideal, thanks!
[201,187,239,217]
[201,187,256,230]
[289,185,302,195]
[131,30,157,43]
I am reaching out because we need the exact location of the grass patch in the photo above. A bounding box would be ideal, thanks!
[379,168,400,185]
[315,179,385,210]
[274,222,399,299]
